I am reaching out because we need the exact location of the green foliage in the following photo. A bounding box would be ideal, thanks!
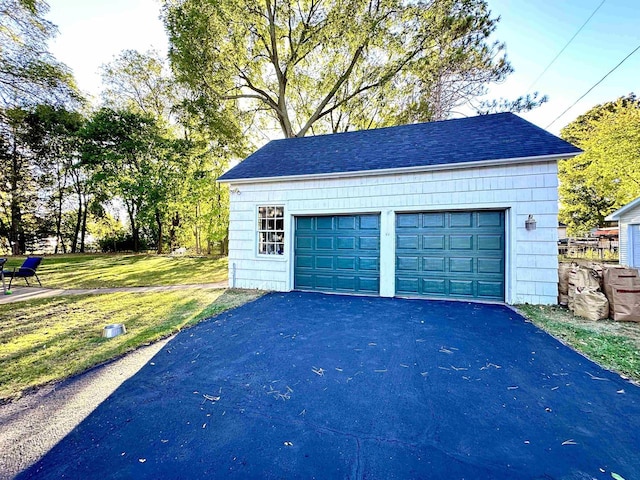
[97,50,241,254]
[100,49,177,122]
[0,0,80,107]
[559,95,640,235]
[162,0,517,137]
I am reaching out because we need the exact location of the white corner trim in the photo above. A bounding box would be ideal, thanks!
[217,152,578,185]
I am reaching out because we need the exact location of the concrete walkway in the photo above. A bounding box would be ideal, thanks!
[0,282,228,305]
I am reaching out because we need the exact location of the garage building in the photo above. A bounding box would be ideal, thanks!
[218,113,581,304]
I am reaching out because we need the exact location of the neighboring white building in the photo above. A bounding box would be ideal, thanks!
[606,196,640,268]
[218,113,581,305]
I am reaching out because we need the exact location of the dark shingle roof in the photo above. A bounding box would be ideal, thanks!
[218,113,581,182]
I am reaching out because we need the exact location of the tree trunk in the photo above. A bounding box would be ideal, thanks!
[80,195,88,253]
[124,200,139,252]
[71,193,82,253]
[155,208,163,254]
[54,188,64,254]
[194,203,201,255]
[9,137,22,255]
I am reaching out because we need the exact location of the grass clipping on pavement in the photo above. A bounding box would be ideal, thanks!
[518,304,640,383]
[0,288,262,402]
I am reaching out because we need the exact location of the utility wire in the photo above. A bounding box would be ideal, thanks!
[546,43,640,129]
[525,0,606,94]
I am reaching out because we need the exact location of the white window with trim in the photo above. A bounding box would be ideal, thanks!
[258,206,284,255]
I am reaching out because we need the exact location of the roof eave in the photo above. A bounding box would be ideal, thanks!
[217,152,580,184]
[605,196,640,221]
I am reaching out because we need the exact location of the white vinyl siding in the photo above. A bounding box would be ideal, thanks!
[617,205,640,267]
[226,161,560,304]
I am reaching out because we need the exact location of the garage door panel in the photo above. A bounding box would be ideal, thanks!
[397,256,419,271]
[478,211,503,227]
[478,281,504,298]
[450,212,473,227]
[450,235,473,250]
[397,277,419,293]
[296,236,313,249]
[422,278,446,295]
[359,215,380,230]
[397,214,419,228]
[359,257,378,271]
[477,234,503,250]
[315,276,333,289]
[449,280,474,296]
[359,237,378,250]
[450,257,473,273]
[358,277,379,293]
[295,214,380,294]
[478,258,503,274]
[295,273,313,289]
[423,257,445,272]
[396,211,504,301]
[315,256,333,269]
[337,257,356,270]
[336,276,356,290]
[316,237,334,250]
[422,235,445,250]
[337,237,355,249]
[296,217,313,230]
[317,217,334,229]
[422,213,445,228]
[295,255,313,268]
[338,216,356,230]
[397,235,419,249]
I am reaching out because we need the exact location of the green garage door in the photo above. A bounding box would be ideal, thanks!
[295,215,380,294]
[396,211,505,301]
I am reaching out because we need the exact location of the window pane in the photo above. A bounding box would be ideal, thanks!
[258,205,285,255]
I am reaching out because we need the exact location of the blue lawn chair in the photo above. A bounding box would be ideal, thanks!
[3,257,43,289]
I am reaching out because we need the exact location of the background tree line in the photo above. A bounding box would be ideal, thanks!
[0,46,241,255]
[2,0,557,255]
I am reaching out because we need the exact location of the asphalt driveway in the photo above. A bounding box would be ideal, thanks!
[18,292,640,479]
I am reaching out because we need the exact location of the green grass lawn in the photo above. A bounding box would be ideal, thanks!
[0,288,262,402]
[518,304,640,383]
[3,254,228,289]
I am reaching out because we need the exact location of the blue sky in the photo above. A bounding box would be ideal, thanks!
[48,0,639,135]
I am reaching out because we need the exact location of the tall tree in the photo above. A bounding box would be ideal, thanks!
[81,108,164,252]
[0,108,41,254]
[162,0,527,138]
[559,95,640,235]
[0,0,78,106]
[100,49,177,121]
[20,105,84,253]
